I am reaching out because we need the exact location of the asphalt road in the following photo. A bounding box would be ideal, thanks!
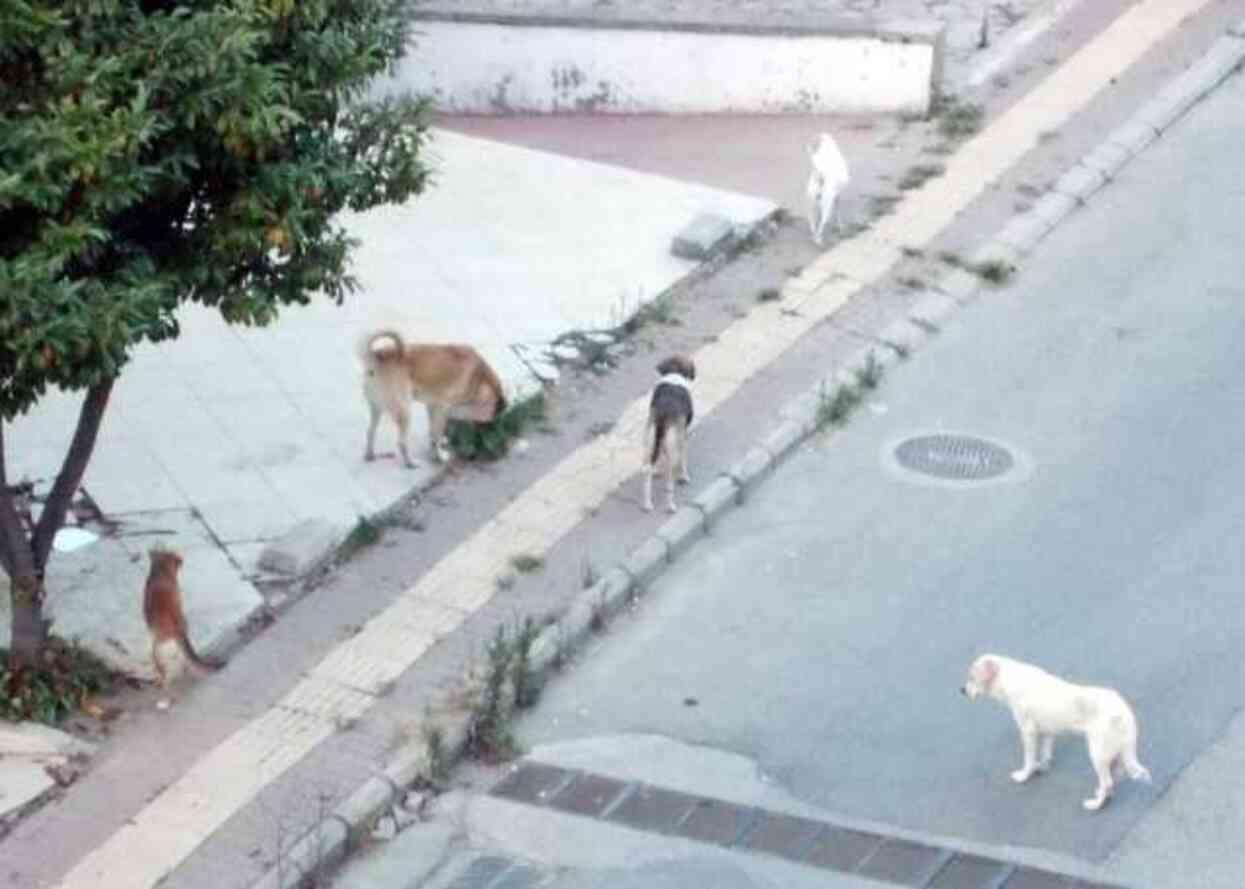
[333,65,1245,889]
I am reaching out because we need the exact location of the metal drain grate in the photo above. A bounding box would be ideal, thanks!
[893,434,1015,481]
[489,762,1128,889]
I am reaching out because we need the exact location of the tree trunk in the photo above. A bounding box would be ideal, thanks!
[0,379,114,667]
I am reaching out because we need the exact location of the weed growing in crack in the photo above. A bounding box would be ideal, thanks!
[816,382,864,429]
[589,593,607,634]
[623,292,681,335]
[465,626,520,763]
[972,259,1016,285]
[856,352,884,391]
[422,723,449,785]
[934,94,984,141]
[339,515,382,560]
[757,286,782,303]
[509,553,544,574]
[897,163,946,191]
[579,556,599,590]
[447,392,547,462]
[511,617,541,710]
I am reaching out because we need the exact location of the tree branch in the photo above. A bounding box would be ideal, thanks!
[30,378,115,572]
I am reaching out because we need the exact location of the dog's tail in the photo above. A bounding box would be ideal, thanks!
[176,629,225,675]
[649,415,669,466]
[357,329,405,370]
[1120,744,1151,784]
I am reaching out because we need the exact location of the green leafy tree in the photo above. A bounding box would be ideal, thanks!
[0,0,432,666]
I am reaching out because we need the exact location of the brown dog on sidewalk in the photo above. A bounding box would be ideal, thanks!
[144,549,224,709]
[642,355,696,513]
[358,329,507,467]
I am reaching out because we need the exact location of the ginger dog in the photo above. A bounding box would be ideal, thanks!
[358,329,507,467]
[144,549,223,708]
[962,654,1151,811]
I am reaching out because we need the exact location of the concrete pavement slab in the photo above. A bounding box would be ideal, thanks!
[4,127,775,674]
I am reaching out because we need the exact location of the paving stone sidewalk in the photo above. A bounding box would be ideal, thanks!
[1,129,774,679]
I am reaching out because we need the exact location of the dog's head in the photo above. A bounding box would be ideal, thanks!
[656,355,695,381]
[961,655,999,699]
[148,547,184,575]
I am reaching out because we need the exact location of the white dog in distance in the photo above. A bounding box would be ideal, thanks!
[961,654,1151,811]
[806,132,850,246]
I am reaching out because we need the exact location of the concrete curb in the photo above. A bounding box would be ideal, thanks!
[247,29,1245,889]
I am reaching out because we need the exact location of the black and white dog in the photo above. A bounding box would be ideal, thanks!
[642,356,696,513]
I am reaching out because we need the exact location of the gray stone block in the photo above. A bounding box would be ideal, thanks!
[907,291,958,330]
[334,775,397,837]
[1105,120,1159,156]
[691,475,741,527]
[596,566,636,612]
[760,419,808,464]
[932,267,981,304]
[251,818,349,889]
[1052,164,1106,204]
[994,212,1051,254]
[671,213,735,260]
[777,389,820,431]
[549,565,636,651]
[257,518,346,577]
[621,537,669,588]
[1079,141,1132,181]
[724,447,773,495]
[969,240,1020,272]
[1029,191,1079,231]
[1136,41,1244,136]
[878,318,929,357]
[655,506,706,560]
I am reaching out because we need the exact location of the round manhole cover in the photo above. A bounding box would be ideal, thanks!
[892,433,1015,481]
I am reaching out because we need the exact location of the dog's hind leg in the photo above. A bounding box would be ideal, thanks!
[1084,734,1116,811]
[817,190,838,246]
[392,403,417,469]
[807,175,824,245]
[1120,740,1151,783]
[364,400,382,462]
[663,427,678,513]
[641,419,656,512]
[676,422,690,485]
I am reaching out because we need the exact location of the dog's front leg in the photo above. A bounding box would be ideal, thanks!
[1037,734,1055,772]
[1011,721,1040,783]
[426,404,451,463]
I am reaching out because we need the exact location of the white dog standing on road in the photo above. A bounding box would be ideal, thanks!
[961,654,1151,811]
[806,132,850,246]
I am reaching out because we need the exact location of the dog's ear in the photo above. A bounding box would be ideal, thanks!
[979,657,999,687]
[685,359,696,380]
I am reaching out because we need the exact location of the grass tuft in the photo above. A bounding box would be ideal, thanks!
[447,392,547,462]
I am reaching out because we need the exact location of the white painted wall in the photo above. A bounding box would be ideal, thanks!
[380,21,938,115]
